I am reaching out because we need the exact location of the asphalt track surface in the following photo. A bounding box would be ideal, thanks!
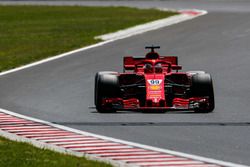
[0,0,250,166]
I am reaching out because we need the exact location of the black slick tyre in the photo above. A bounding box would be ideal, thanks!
[95,72,120,113]
[191,73,215,113]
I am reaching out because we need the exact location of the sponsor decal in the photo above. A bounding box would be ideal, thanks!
[148,79,162,90]
[147,79,162,85]
[149,94,161,97]
[150,85,161,91]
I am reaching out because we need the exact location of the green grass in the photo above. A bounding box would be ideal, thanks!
[0,136,112,167]
[0,5,177,72]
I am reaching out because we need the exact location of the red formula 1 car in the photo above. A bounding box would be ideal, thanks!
[95,46,214,113]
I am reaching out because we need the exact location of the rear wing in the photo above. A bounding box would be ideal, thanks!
[123,56,182,71]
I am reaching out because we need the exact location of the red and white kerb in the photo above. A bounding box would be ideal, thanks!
[0,111,224,167]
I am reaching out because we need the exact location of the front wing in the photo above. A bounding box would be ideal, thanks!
[101,97,210,112]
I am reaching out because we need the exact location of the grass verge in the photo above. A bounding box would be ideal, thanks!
[0,136,112,167]
[0,5,177,72]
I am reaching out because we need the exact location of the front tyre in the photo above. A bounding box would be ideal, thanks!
[191,73,215,113]
[95,72,120,113]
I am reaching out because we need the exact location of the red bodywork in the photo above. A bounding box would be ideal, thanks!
[101,51,210,112]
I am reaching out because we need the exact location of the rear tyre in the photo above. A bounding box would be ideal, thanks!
[191,73,215,113]
[95,72,120,113]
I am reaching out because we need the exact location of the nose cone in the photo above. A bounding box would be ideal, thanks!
[145,74,165,107]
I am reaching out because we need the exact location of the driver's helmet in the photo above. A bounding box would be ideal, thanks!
[155,63,163,73]
[144,63,153,73]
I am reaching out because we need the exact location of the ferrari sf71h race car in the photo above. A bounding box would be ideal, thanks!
[95,46,214,113]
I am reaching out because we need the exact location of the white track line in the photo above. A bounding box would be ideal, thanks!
[0,108,248,167]
[96,9,207,41]
[0,8,206,77]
